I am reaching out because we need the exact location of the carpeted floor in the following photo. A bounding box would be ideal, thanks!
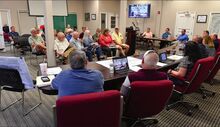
[0,46,220,127]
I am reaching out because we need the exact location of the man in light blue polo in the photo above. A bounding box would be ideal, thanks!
[177,29,189,43]
[52,50,104,98]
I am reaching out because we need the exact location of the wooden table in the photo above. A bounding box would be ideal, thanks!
[38,57,180,95]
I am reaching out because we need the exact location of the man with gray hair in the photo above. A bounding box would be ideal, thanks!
[120,50,167,98]
[52,50,104,98]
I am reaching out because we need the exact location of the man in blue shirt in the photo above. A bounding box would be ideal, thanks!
[9,26,19,43]
[160,28,171,48]
[162,28,171,39]
[52,50,104,98]
[177,29,189,42]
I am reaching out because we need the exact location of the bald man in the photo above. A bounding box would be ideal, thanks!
[120,50,167,98]
[54,32,73,63]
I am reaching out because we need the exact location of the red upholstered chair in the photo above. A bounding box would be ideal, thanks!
[54,90,122,127]
[216,39,220,52]
[206,52,220,84]
[167,57,215,116]
[123,80,173,127]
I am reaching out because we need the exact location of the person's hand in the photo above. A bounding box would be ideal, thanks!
[168,69,172,74]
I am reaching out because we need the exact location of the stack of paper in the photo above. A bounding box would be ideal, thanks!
[47,67,62,75]
[167,55,184,61]
[130,66,142,72]
[157,62,167,67]
[96,60,112,69]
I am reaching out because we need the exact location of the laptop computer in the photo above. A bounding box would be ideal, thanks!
[159,52,173,64]
[112,57,129,74]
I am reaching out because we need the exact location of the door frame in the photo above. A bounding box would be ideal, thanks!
[0,9,12,28]
[100,12,108,30]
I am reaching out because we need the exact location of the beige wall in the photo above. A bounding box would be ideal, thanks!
[83,0,120,34]
[2,0,220,36]
[160,0,220,37]
[67,0,84,32]
[127,0,162,35]
[0,0,84,34]
[0,0,28,32]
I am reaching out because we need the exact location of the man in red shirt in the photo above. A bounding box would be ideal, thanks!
[99,29,116,57]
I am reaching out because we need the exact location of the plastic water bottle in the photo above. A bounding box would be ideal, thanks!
[109,63,114,74]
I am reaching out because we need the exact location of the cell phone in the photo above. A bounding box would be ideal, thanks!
[41,76,50,82]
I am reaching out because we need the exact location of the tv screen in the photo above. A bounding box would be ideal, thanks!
[128,4,151,18]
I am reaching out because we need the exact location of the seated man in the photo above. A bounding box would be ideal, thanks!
[82,30,103,61]
[65,29,73,42]
[92,28,101,42]
[70,31,93,61]
[54,32,73,64]
[160,28,171,49]
[28,28,46,54]
[192,35,208,58]
[112,28,130,56]
[8,26,19,44]
[177,29,189,43]
[120,50,168,98]
[52,50,104,98]
[79,26,87,40]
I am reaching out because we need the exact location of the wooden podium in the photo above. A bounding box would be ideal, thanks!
[126,29,136,56]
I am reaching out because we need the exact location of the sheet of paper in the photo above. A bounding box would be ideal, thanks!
[157,62,167,67]
[96,60,112,69]
[96,57,142,69]
[36,75,55,87]
[130,66,142,72]
[127,56,142,67]
[167,55,184,61]
[47,67,62,75]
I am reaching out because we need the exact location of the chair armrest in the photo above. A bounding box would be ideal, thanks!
[169,74,190,86]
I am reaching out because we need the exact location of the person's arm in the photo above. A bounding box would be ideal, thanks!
[99,35,108,47]
[120,76,131,97]
[51,71,65,89]
[168,67,187,78]
[28,37,36,49]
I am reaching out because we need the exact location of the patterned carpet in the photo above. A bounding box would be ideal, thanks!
[0,47,220,127]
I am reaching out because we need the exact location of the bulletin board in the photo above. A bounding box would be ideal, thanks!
[174,11,196,40]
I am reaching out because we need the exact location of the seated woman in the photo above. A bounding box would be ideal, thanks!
[168,41,201,85]
[82,30,103,61]
[99,29,116,57]
[54,32,73,64]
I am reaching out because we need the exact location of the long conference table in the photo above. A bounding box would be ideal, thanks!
[38,53,182,95]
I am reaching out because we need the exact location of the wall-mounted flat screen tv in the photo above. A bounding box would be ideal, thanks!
[128,4,151,18]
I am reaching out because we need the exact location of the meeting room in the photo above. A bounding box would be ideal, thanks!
[0,0,220,127]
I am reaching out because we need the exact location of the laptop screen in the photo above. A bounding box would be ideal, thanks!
[112,57,129,73]
[159,52,167,62]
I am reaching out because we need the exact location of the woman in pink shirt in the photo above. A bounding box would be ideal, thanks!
[142,27,153,38]
[99,29,116,57]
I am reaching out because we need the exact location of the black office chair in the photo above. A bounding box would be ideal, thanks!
[0,68,42,116]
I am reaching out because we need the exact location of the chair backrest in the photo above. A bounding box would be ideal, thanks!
[0,68,24,90]
[216,39,220,52]
[124,80,173,118]
[206,52,220,82]
[56,90,121,127]
[185,57,214,94]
